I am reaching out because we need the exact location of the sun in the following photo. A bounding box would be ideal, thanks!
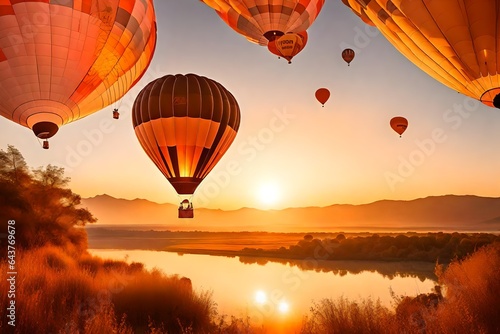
[256,183,281,206]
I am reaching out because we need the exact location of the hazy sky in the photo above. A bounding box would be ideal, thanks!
[1,0,500,210]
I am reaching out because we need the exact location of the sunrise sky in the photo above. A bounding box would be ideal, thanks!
[1,0,499,210]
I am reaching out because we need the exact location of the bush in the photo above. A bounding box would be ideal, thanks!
[300,243,500,334]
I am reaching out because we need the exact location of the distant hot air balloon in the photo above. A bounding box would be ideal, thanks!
[132,74,241,218]
[0,0,157,149]
[390,117,408,137]
[275,31,308,64]
[342,0,500,109]
[315,88,330,107]
[200,0,325,45]
[342,49,355,66]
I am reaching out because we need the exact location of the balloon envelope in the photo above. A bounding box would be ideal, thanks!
[267,40,281,58]
[275,32,307,64]
[132,74,241,195]
[200,0,324,45]
[342,0,500,108]
[0,0,157,140]
[390,117,408,136]
[342,48,355,66]
[315,88,330,106]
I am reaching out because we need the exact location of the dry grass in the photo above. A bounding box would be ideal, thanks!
[429,242,500,333]
[300,297,393,334]
[0,246,216,333]
[301,242,500,334]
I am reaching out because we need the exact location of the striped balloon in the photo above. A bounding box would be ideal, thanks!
[0,0,157,143]
[342,0,500,108]
[132,74,241,195]
[200,0,325,46]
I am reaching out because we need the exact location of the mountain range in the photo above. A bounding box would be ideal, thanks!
[80,194,500,232]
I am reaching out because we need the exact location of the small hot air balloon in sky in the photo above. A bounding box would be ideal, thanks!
[315,88,330,107]
[132,74,241,218]
[275,31,308,64]
[390,117,408,137]
[342,0,500,109]
[0,0,157,149]
[342,48,355,66]
[200,0,324,45]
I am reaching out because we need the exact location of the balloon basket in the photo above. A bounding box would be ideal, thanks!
[178,198,194,218]
[178,207,194,219]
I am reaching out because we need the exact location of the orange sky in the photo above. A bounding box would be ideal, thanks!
[1,1,499,210]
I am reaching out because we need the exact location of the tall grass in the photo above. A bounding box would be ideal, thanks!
[300,297,393,334]
[0,246,217,333]
[430,241,500,333]
[301,242,500,334]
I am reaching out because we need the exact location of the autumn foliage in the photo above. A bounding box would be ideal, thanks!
[0,145,95,252]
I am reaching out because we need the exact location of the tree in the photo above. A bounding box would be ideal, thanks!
[0,145,96,251]
[304,234,314,241]
[0,144,30,185]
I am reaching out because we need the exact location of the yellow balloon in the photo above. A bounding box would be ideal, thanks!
[275,32,307,64]
[342,0,500,108]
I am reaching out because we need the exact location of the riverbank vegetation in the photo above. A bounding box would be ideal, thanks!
[300,242,500,334]
[240,232,500,263]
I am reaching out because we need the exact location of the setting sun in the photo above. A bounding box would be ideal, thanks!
[257,183,281,206]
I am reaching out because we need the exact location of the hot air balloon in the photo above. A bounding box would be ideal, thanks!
[342,0,500,109]
[390,117,408,137]
[275,31,308,64]
[315,88,330,107]
[200,0,325,45]
[0,0,157,149]
[342,48,355,66]
[267,40,281,59]
[132,74,241,218]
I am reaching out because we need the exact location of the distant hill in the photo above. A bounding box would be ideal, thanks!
[80,194,500,232]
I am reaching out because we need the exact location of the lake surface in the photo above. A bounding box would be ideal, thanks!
[90,249,437,332]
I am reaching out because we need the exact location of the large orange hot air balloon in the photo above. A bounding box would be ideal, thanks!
[200,0,325,45]
[315,88,330,107]
[132,74,241,218]
[342,0,500,109]
[390,117,408,137]
[342,48,355,66]
[0,0,157,148]
[275,31,308,64]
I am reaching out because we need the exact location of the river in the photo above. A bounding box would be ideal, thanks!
[90,249,437,332]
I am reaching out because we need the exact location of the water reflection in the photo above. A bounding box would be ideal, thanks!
[238,256,437,281]
[90,249,437,331]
